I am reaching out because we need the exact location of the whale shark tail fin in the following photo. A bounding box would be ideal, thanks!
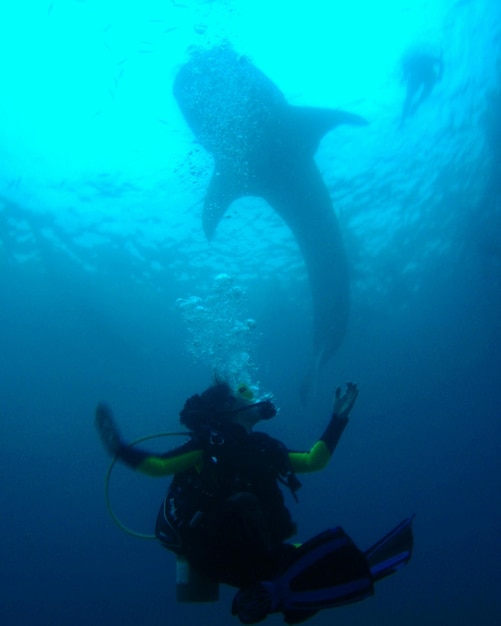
[203,162,244,239]
[299,350,323,405]
[289,106,369,156]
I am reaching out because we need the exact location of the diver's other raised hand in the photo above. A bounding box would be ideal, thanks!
[332,382,359,421]
[95,402,123,456]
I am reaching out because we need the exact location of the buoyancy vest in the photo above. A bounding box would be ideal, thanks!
[155,422,299,555]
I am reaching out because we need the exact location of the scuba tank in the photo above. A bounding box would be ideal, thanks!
[176,555,219,602]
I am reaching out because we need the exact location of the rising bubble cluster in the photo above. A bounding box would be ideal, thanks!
[176,273,258,386]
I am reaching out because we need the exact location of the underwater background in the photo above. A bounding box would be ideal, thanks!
[1,1,500,625]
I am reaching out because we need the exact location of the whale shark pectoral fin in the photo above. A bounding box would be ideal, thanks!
[202,164,244,239]
[328,108,369,128]
[289,106,369,155]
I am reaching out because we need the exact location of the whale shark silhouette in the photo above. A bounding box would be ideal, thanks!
[173,45,367,382]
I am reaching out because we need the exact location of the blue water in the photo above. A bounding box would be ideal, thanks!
[1,1,500,624]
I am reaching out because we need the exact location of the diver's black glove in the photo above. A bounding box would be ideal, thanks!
[320,382,359,454]
[95,404,153,469]
[332,382,358,420]
[95,402,123,457]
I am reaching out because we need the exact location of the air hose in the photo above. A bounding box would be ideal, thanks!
[104,431,189,540]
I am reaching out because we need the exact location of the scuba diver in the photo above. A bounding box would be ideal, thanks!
[95,380,414,624]
[400,50,444,126]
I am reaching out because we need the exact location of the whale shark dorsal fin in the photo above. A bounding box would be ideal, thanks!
[202,162,245,239]
[289,105,369,156]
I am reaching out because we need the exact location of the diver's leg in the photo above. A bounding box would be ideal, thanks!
[411,79,434,114]
[233,518,414,624]
[400,77,419,126]
[232,527,373,623]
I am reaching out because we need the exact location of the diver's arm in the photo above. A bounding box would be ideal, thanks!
[133,448,203,476]
[289,382,358,473]
[289,441,331,472]
[94,403,202,476]
[321,382,358,452]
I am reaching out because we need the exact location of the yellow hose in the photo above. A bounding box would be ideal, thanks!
[104,431,190,540]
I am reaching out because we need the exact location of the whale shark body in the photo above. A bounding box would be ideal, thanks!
[173,45,367,379]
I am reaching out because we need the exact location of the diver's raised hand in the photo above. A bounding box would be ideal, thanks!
[320,382,359,455]
[332,382,359,421]
[95,402,123,456]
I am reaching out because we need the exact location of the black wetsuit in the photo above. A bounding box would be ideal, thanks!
[116,419,344,587]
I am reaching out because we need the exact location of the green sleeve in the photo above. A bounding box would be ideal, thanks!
[136,449,203,476]
[288,441,331,473]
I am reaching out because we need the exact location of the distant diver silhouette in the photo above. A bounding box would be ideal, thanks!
[400,51,443,126]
